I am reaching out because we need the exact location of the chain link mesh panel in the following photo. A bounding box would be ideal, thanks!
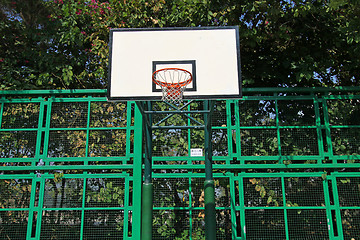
[0,211,28,239]
[48,130,87,158]
[341,209,360,240]
[327,99,360,125]
[1,103,40,129]
[43,178,83,208]
[83,210,124,239]
[241,129,278,156]
[331,128,360,156]
[337,177,360,207]
[278,100,316,126]
[285,177,325,206]
[245,209,286,240]
[244,177,283,207]
[90,102,127,128]
[0,131,37,158]
[40,210,82,239]
[280,128,319,155]
[287,209,329,239]
[50,102,88,128]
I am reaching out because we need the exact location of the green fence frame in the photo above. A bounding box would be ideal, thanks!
[0,87,359,239]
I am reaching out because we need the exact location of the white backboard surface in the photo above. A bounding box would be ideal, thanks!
[108,27,241,101]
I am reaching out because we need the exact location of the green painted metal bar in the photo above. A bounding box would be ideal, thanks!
[141,101,153,240]
[234,100,243,164]
[323,176,336,239]
[34,176,46,239]
[321,97,335,162]
[163,99,194,109]
[242,86,360,93]
[0,89,107,96]
[20,156,131,162]
[204,100,216,240]
[26,176,38,239]
[42,97,52,166]
[323,94,360,100]
[0,98,45,103]
[187,103,192,166]
[1,86,359,97]
[33,99,45,168]
[275,98,282,163]
[141,183,153,240]
[125,101,133,164]
[228,174,237,239]
[3,162,360,172]
[238,174,246,240]
[328,125,360,128]
[0,128,38,131]
[79,178,87,240]
[144,110,210,114]
[129,103,143,240]
[236,125,318,129]
[151,100,190,126]
[143,102,153,185]
[123,176,130,239]
[242,206,327,210]
[0,100,4,128]
[37,126,129,131]
[281,176,290,240]
[314,95,325,164]
[152,105,205,127]
[188,176,193,239]
[151,125,204,129]
[330,173,345,239]
[225,100,233,165]
[85,99,91,159]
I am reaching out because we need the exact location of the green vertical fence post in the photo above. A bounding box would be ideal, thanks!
[204,100,216,240]
[133,102,144,240]
[141,101,153,240]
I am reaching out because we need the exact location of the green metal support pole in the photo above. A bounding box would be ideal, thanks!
[204,100,216,240]
[133,102,144,240]
[142,182,153,239]
[141,101,153,240]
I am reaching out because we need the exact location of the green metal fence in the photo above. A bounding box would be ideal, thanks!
[0,87,359,239]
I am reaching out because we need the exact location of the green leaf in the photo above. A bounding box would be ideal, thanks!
[260,186,266,198]
[321,173,327,180]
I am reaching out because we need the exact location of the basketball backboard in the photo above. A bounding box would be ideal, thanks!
[107,26,241,101]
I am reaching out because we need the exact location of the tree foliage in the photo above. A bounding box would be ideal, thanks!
[0,0,359,90]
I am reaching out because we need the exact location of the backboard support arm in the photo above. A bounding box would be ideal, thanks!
[136,100,216,240]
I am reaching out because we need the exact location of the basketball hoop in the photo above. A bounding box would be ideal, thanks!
[152,68,193,103]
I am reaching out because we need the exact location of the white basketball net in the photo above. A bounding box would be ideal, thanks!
[152,68,193,103]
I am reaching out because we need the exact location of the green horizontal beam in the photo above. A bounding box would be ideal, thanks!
[1,86,359,97]
[38,207,127,211]
[149,163,360,169]
[339,206,360,210]
[241,206,327,210]
[0,89,107,96]
[0,164,135,171]
[1,155,358,163]
[152,125,205,129]
[3,124,358,132]
[242,86,360,93]
[3,163,359,171]
[144,110,211,114]
[152,207,230,210]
